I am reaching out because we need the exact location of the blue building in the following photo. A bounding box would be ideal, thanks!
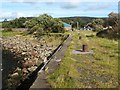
[63,23,72,31]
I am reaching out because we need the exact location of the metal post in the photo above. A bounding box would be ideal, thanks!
[77,22,79,30]
[82,44,88,52]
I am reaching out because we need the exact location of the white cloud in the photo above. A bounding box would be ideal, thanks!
[0,12,35,21]
[61,2,80,9]
[85,4,110,11]
[0,12,15,19]
[1,0,119,3]
[0,0,118,21]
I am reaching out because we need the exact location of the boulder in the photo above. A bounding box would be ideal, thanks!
[22,52,26,55]
[11,72,19,77]
[22,68,28,74]
[27,66,37,72]
[22,61,28,68]
[15,67,21,72]
[28,60,34,66]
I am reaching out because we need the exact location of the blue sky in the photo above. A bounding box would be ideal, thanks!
[0,0,119,21]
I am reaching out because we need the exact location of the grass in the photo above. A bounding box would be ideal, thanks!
[48,30,118,88]
[0,30,23,36]
[1,30,67,48]
[39,33,67,47]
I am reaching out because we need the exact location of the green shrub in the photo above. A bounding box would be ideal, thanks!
[25,14,65,38]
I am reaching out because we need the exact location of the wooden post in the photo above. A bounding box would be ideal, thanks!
[82,44,88,52]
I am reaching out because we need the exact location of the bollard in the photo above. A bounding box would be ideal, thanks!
[79,36,82,39]
[82,44,88,52]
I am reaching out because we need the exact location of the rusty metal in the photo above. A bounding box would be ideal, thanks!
[79,36,82,39]
[82,44,88,52]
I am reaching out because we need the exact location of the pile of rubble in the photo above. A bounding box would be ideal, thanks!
[1,36,55,78]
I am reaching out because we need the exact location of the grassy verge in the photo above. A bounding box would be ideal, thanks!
[0,30,23,36]
[47,48,80,88]
[48,30,118,88]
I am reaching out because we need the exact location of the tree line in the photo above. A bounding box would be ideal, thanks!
[2,12,119,39]
[2,14,65,37]
[2,17,28,28]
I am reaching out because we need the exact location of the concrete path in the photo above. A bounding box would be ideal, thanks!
[30,35,72,89]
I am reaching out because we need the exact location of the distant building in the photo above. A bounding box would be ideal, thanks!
[83,26,94,30]
[63,23,72,31]
[82,23,94,30]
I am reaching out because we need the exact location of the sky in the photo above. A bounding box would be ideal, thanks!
[0,0,119,21]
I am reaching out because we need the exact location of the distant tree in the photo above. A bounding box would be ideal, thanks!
[24,18,37,29]
[52,18,64,33]
[4,19,7,22]
[2,20,12,28]
[108,12,118,27]
[96,12,119,39]
[25,14,65,37]
[91,19,104,32]
[2,17,28,28]
[107,12,119,38]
